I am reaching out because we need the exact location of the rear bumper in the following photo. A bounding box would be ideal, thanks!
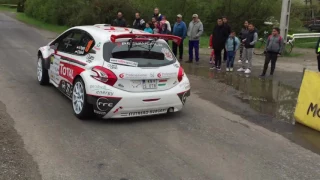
[87,89,190,119]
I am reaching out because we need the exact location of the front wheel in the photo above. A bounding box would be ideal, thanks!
[37,55,49,85]
[72,78,93,120]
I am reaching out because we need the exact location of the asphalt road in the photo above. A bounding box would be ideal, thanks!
[1,12,320,180]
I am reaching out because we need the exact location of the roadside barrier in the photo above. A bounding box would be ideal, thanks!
[294,69,320,131]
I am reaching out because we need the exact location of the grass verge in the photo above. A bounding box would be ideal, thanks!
[0,5,16,12]
[15,13,68,33]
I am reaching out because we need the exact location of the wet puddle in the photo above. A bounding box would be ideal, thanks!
[182,63,320,154]
[183,64,299,124]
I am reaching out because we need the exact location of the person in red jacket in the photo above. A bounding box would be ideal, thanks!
[209,35,215,64]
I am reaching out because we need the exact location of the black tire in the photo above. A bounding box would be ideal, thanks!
[72,77,93,120]
[37,55,49,85]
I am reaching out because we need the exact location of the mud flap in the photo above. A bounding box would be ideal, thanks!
[87,95,122,118]
[177,89,191,105]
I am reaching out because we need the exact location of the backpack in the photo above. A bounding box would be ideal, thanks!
[268,35,283,45]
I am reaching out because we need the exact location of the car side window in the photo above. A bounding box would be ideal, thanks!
[74,33,95,56]
[56,30,84,54]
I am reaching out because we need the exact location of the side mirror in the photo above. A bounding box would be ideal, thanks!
[50,43,58,50]
[88,49,96,54]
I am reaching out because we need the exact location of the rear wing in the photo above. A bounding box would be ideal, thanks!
[110,34,182,45]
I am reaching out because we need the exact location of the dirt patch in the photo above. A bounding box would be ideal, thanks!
[0,101,42,180]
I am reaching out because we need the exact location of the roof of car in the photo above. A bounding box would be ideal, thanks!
[70,24,146,42]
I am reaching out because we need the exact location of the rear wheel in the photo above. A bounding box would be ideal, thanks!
[37,55,49,85]
[72,77,93,120]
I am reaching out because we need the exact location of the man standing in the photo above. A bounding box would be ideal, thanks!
[133,12,146,30]
[172,14,187,61]
[210,18,228,70]
[153,7,163,22]
[260,27,283,77]
[112,11,127,27]
[187,14,204,64]
[222,16,231,62]
[316,37,320,72]
[237,23,258,74]
[238,20,249,63]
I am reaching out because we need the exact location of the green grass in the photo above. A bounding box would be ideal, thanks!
[294,38,317,49]
[0,5,16,12]
[15,13,68,33]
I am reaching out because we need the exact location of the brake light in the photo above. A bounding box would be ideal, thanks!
[91,66,117,86]
[178,67,184,82]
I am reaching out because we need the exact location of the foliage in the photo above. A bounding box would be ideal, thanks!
[23,0,284,34]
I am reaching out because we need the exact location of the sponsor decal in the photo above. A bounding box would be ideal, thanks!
[158,79,167,87]
[110,58,138,67]
[118,83,124,88]
[59,80,73,98]
[161,48,173,61]
[113,106,123,113]
[157,72,176,78]
[86,54,94,63]
[93,42,101,50]
[85,40,94,52]
[94,109,107,115]
[90,85,114,96]
[59,63,73,81]
[131,80,142,88]
[173,64,179,68]
[119,73,148,79]
[75,46,85,55]
[121,42,163,46]
[125,109,167,117]
[150,72,155,78]
[96,97,114,112]
[173,81,178,85]
[107,63,117,69]
[178,90,190,105]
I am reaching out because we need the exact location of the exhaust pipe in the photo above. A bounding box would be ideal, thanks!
[167,107,174,113]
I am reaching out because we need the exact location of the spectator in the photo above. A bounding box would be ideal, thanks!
[316,37,320,72]
[160,15,171,33]
[238,20,249,63]
[172,14,187,61]
[133,12,146,30]
[222,16,231,63]
[225,30,240,72]
[144,22,153,33]
[112,11,127,27]
[150,17,157,29]
[153,7,163,21]
[186,14,204,64]
[237,23,258,74]
[209,34,215,64]
[260,27,284,77]
[160,23,170,34]
[210,18,228,70]
[153,22,160,34]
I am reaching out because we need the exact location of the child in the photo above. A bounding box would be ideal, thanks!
[153,22,160,34]
[225,30,240,72]
[209,34,215,64]
[160,24,170,43]
[144,22,153,34]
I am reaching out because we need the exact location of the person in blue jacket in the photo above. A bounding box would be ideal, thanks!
[172,14,187,61]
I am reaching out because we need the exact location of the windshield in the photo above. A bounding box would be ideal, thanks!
[103,41,176,67]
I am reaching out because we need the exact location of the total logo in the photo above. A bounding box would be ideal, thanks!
[59,64,73,80]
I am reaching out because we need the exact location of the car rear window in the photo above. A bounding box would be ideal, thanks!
[103,41,176,67]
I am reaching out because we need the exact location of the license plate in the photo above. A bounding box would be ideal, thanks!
[143,80,157,89]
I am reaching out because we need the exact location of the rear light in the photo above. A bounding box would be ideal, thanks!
[178,67,184,82]
[91,66,117,86]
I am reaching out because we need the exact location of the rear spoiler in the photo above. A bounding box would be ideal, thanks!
[110,34,182,45]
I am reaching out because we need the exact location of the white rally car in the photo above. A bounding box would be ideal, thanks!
[37,24,191,119]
